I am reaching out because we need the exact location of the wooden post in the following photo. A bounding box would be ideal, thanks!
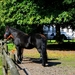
[3,42,8,75]
[1,39,20,75]
[2,67,6,75]
[3,49,20,75]
[1,40,7,75]
[0,40,3,53]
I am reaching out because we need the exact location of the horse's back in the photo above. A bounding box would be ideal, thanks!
[30,33,47,48]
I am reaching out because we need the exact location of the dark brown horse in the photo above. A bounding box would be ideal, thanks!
[4,26,47,66]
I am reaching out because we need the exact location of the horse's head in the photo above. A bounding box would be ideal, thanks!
[4,26,12,40]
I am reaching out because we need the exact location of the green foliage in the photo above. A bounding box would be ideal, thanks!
[54,11,71,23]
[0,0,75,38]
[0,0,75,25]
[63,0,75,4]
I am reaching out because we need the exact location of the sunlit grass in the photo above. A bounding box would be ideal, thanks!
[24,49,75,61]
[47,40,75,45]
[7,43,15,51]
[47,40,58,44]
[63,40,75,42]
[47,50,75,67]
[47,50,75,59]
[23,48,40,58]
[7,43,75,67]
[24,49,75,67]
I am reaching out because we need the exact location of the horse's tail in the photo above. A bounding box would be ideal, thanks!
[41,37,47,66]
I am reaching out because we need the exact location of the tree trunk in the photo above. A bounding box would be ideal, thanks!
[56,24,61,44]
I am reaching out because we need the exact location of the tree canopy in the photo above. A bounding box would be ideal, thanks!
[0,0,75,38]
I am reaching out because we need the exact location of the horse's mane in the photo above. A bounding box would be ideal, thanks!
[10,27,28,35]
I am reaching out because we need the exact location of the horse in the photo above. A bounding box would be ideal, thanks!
[4,26,47,66]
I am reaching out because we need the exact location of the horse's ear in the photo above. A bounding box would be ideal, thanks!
[5,25,10,30]
[6,25,10,28]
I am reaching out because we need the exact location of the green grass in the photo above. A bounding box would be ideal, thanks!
[7,42,75,68]
[63,40,75,42]
[24,48,75,67]
[7,43,15,51]
[63,40,68,42]
[47,40,58,44]
[47,39,75,45]
[47,50,75,67]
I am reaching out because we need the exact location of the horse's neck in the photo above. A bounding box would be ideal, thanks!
[9,28,29,39]
[9,28,18,38]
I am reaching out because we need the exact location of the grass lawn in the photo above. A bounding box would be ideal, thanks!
[23,49,75,67]
[47,39,75,45]
[47,40,58,45]
[3,42,75,71]
[7,42,75,67]
[0,48,75,75]
[47,50,75,67]
[0,43,75,75]
[7,43,16,51]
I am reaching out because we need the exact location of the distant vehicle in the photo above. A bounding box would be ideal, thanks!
[43,25,75,40]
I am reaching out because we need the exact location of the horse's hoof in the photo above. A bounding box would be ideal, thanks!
[42,61,47,67]
[42,63,46,67]
[17,60,21,64]
[39,57,42,61]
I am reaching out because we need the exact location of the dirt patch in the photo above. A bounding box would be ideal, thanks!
[22,62,75,75]
[17,48,75,75]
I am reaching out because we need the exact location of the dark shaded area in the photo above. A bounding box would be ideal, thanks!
[47,61,61,67]
[29,58,61,67]
[47,42,75,50]
[14,57,61,68]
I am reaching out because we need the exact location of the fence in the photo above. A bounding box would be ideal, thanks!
[0,40,20,75]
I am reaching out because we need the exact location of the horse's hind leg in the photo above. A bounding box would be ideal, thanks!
[36,39,47,66]
[37,47,47,66]
[41,48,47,66]
[41,40,47,66]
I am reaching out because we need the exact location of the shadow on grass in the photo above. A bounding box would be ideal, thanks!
[47,61,61,67]
[47,42,75,50]
[47,58,61,67]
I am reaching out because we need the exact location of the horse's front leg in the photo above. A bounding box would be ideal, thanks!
[20,48,24,61]
[16,46,22,64]
[37,41,47,66]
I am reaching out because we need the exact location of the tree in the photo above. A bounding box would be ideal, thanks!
[0,0,75,39]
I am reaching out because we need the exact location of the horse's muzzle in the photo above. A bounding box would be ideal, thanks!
[4,34,7,39]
